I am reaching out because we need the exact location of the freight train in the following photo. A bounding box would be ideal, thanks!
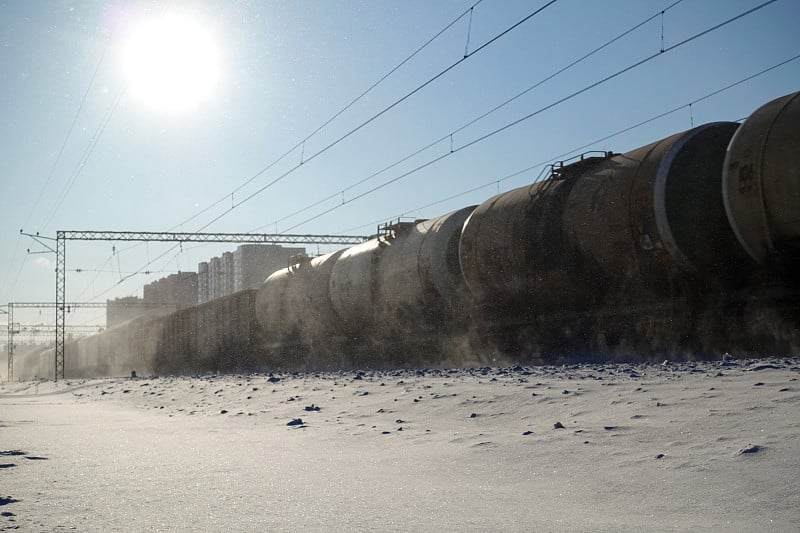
[14,91,800,379]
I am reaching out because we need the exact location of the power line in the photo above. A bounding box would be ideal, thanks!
[190,0,560,232]
[25,1,127,234]
[452,0,779,159]
[74,249,115,301]
[174,0,486,231]
[70,268,182,275]
[40,88,126,233]
[336,51,800,234]
[0,234,25,304]
[2,256,30,309]
[264,0,685,232]
[282,0,780,232]
[261,137,451,231]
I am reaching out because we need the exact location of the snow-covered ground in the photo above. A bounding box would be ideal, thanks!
[2,357,799,532]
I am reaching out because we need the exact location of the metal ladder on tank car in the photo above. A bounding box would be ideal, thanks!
[528,151,615,202]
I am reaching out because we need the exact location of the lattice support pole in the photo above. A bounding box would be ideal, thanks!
[7,303,14,381]
[55,231,66,381]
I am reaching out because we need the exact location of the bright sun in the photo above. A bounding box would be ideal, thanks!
[122,14,220,113]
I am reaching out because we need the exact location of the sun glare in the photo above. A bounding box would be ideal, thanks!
[122,14,220,113]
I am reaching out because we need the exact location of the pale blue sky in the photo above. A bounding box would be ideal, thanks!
[2,0,799,329]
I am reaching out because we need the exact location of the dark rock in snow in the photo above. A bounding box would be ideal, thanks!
[747,364,784,371]
[737,444,763,456]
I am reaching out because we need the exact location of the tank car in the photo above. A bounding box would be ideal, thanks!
[560,122,751,353]
[376,206,476,329]
[256,250,349,369]
[564,122,749,288]
[370,206,476,364]
[328,239,386,338]
[459,156,607,311]
[257,206,477,367]
[724,91,800,272]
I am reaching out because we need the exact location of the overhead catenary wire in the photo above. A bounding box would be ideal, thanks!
[174,0,487,231]
[40,88,127,233]
[28,1,127,234]
[70,268,180,275]
[335,52,800,234]
[75,249,116,301]
[76,252,184,304]
[3,256,31,310]
[263,0,685,232]
[191,0,560,233]
[282,0,780,232]
[0,234,26,306]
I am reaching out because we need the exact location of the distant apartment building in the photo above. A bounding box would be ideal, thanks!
[208,256,222,303]
[110,246,305,325]
[222,251,235,296]
[197,262,209,304]
[143,272,198,309]
[197,244,305,303]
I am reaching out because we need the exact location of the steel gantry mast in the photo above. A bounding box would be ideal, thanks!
[50,230,369,381]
